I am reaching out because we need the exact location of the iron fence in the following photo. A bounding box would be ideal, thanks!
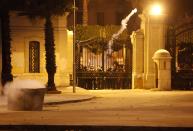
[75,38,132,89]
[166,23,193,89]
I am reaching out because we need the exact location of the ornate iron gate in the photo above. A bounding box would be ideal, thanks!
[75,38,132,89]
[167,22,193,89]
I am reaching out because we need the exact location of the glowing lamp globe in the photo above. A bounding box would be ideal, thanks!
[150,4,162,15]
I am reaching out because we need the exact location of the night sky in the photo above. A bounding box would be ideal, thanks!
[131,0,193,23]
[163,0,193,24]
[172,0,193,14]
[127,0,193,22]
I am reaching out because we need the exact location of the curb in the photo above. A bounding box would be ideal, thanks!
[44,96,96,105]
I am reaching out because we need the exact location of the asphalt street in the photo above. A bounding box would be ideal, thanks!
[1,89,193,129]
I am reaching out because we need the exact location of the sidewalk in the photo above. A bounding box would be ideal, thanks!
[0,86,95,107]
[44,86,95,105]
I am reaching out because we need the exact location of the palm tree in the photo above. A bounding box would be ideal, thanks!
[0,0,16,86]
[21,0,71,92]
[44,14,57,91]
[83,0,89,26]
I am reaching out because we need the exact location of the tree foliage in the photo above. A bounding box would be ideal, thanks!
[72,25,129,41]
[70,25,129,54]
[0,0,19,86]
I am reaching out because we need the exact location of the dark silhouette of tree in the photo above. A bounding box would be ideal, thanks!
[0,0,17,86]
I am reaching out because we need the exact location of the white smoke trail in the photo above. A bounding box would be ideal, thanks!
[107,8,137,55]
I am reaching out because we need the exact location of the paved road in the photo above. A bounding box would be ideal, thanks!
[1,90,193,128]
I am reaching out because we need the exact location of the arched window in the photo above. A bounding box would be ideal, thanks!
[29,41,40,73]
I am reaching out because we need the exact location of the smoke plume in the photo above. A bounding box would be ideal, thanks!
[107,8,137,55]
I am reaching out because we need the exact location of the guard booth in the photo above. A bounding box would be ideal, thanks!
[153,49,172,90]
[75,38,132,89]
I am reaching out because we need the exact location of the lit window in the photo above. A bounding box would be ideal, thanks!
[29,41,40,73]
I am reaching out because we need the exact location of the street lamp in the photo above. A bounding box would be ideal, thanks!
[150,4,163,15]
[73,0,76,93]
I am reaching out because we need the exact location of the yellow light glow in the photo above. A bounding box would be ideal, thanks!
[150,4,162,15]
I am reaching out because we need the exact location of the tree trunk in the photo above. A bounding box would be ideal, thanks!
[1,11,13,86]
[44,15,56,91]
[83,0,88,26]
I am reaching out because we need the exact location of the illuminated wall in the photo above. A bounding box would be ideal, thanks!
[10,12,73,86]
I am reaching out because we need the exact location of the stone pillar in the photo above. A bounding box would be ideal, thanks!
[54,13,73,86]
[131,30,144,89]
[153,49,172,90]
[140,12,167,89]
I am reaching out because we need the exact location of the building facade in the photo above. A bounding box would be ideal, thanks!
[0,12,73,87]
[68,0,134,26]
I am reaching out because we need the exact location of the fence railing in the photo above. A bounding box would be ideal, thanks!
[166,23,193,89]
[76,72,131,89]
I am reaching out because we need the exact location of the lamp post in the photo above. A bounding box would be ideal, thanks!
[149,4,163,15]
[73,0,76,93]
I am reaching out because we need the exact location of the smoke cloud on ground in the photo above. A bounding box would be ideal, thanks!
[0,79,45,107]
